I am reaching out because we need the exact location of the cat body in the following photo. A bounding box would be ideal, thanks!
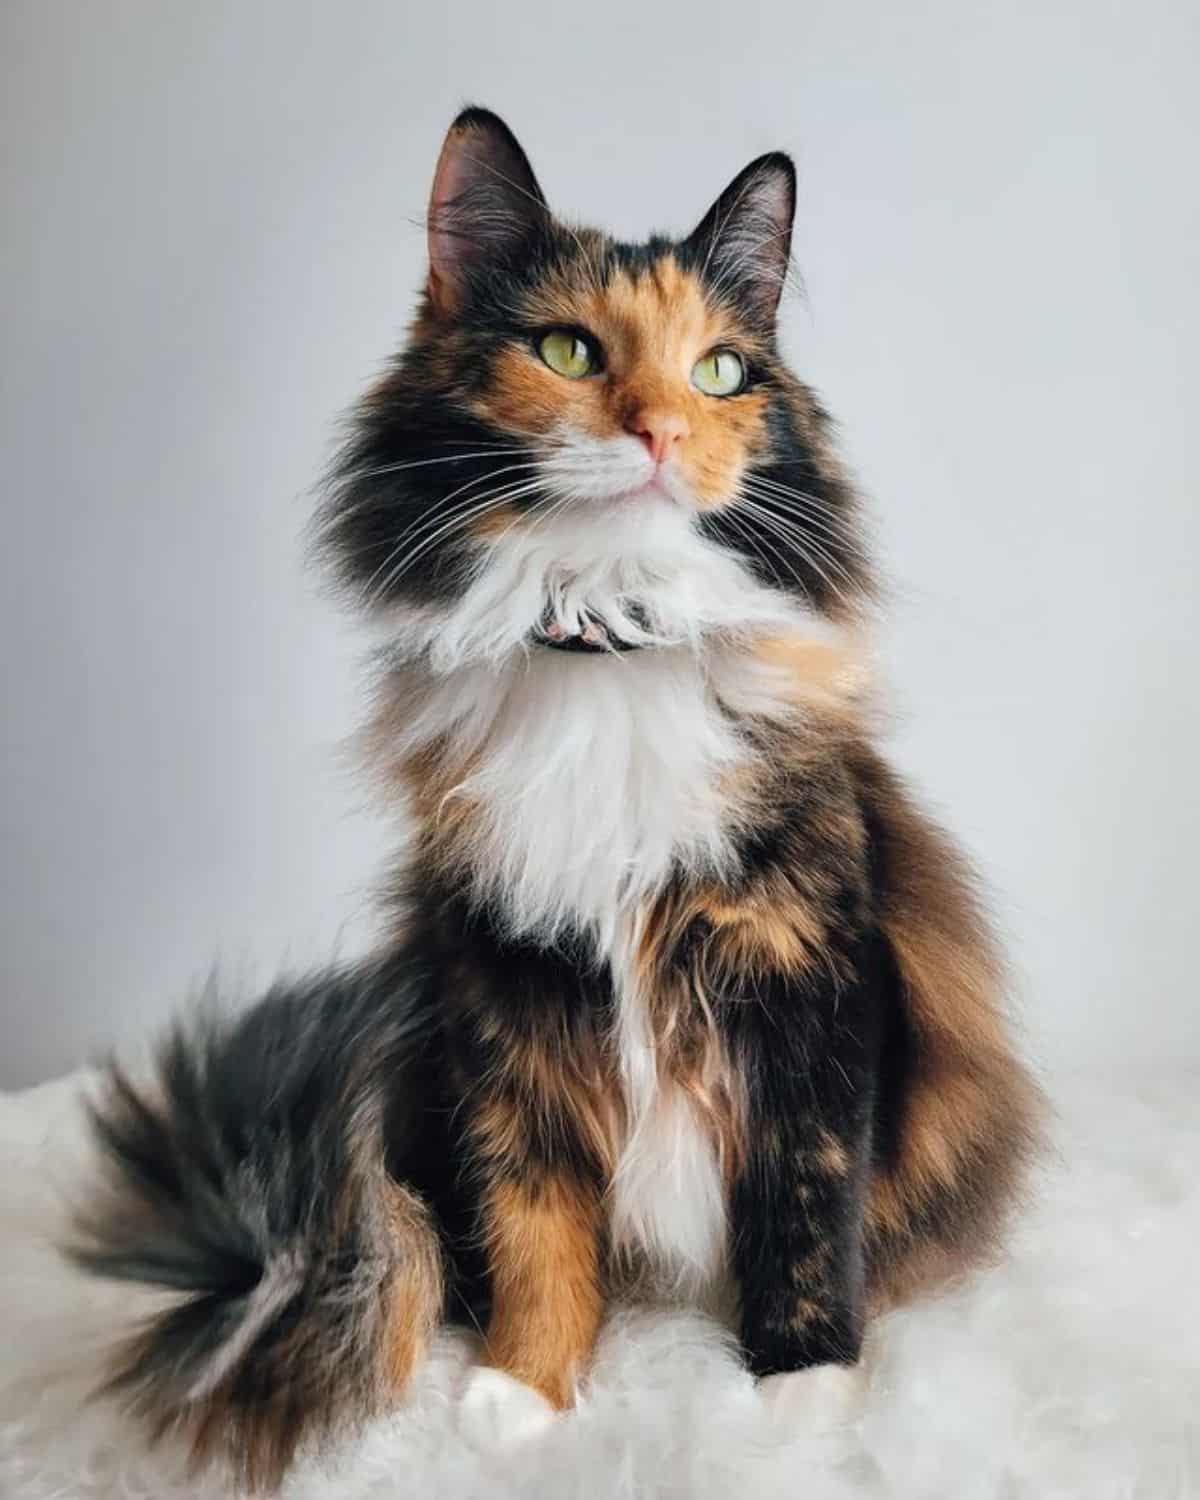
[71,108,1042,1488]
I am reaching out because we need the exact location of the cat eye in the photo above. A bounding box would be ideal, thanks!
[537,329,601,380]
[691,349,746,397]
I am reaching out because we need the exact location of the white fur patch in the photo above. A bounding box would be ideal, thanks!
[393,646,740,948]
[609,1083,729,1291]
[608,1000,730,1290]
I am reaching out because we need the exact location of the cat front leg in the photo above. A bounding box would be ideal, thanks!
[726,965,878,1380]
[434,901,617,1410]
[458,1028,608,1409]
[477,1154,602,1409]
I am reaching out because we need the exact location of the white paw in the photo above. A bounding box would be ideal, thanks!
[456,1365,559,1449]
[760,1363,866,1435]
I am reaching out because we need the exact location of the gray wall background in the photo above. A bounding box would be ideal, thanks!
[2,0,1197,1087]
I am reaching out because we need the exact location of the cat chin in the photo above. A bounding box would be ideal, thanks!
[365,494,834,674]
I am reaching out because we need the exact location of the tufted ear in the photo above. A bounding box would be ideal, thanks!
[426,107,548,318]
[684,153,796,323]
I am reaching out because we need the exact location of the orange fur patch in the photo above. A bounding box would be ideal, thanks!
[815,1129,852,1179]
[698,892,821,976]
[482,1175,603,1409]
[469,502,524,540]
[639,875,825,987]
[752,636,872,718]
[382,1181,444,1389]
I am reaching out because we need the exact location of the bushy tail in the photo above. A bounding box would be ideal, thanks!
[68,956,445,1491]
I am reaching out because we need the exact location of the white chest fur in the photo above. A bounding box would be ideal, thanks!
[448,647,743,946]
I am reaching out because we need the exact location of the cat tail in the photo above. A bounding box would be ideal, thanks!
[849,743,1047,1307]
[66,956,444,1491]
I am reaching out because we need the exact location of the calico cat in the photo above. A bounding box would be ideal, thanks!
[70,107,1043,1489]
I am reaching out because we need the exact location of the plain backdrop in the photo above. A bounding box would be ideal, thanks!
[2,0,1196,1087]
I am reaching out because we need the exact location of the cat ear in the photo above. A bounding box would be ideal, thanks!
[685,153,796,322]
[426,107,549,317]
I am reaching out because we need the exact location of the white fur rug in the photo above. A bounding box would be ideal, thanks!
[0,1070,1196,1499]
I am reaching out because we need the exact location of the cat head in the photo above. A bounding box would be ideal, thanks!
[321,107,872,665]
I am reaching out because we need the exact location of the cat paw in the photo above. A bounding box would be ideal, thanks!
[759,1363,866,1435]
[457,1364,559,1448]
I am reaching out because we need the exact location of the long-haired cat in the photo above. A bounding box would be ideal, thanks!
[70,107,1043,1489]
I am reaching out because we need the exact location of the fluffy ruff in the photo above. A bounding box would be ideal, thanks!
[2,1068,1195,1499]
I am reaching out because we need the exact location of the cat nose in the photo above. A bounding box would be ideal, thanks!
[626,409,690,465]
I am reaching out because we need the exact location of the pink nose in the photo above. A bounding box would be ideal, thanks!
[626,410,689,465]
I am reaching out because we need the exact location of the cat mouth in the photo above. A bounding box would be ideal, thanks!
[585,474,679,507]
[623,476,679,504]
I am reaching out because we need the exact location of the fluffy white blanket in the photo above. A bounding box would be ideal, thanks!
[1,1071,1196,1499]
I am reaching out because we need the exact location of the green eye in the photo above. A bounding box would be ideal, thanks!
[691,349,746,397]
[538,329,599,379]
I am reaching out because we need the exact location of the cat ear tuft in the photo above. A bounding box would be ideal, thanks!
[685,153,796,322]
[426,108,548,318]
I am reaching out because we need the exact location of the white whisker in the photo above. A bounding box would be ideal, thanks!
[739,481,856,552]
[358,461,544,601]
[344,446,542,485]
[370,479,549,603]
[734,496,856,605]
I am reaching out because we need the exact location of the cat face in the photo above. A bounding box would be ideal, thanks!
[471,254,769,515]
[322,108,871,654]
